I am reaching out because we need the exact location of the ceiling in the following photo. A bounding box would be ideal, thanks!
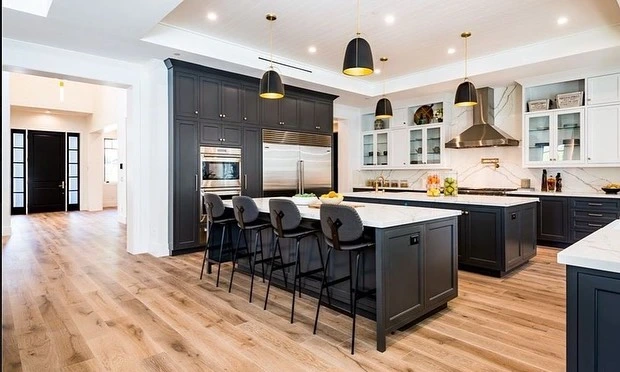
[3,0,620,106]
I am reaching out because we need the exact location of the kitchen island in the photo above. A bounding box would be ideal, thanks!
[557,219,620,372]
[223,198,461,352]
[344,191,540,277]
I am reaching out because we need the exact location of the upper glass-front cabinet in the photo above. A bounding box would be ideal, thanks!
[409,125,443,167]
[525,108,584,165]
[362,131,389,167]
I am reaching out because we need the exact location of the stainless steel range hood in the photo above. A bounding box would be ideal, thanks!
[445,87,519,148]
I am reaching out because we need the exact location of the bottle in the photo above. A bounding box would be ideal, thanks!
[541,169,548,192]
[547,175,556,192]
[556,173,562,192]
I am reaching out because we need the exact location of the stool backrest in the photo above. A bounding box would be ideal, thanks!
[232,196,260,229]
[203,193,226,223]
[269,198,302,235]
[320,204,364,249]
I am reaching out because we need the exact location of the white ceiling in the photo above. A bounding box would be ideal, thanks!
[3,0,620,106]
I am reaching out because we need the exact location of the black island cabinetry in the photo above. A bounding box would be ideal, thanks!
[166,59,337,254]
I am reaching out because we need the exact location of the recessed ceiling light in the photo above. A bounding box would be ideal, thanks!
[173,52,181,56]
[308,46,317,54]
[447,48,456,54]
[385,15,395,25]
[557,16,568,25]
[207,12,217,21]
[374,69,381,74]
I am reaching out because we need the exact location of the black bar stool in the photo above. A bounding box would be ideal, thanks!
[314,203,375,355]
[264,198,326,324]
[200,193,236,287]
[230,196,271,303]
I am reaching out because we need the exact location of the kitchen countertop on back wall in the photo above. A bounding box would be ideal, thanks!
[508,190,620,199]
[345,191,539,207]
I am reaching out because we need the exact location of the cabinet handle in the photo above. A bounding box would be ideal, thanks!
[588,203,603,206]
[588,213,603,217]
[315,126,321,130]
[587,223,603,228]
[195,174,198,192]
[462,211,469,215]
[244,174,248,189]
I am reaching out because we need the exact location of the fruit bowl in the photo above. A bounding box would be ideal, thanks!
[601,187,620,195]
[319,195,344,204]
[292,195,318,205]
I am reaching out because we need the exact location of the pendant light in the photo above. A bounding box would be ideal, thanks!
[375,57,392,119]
[259,13,284,99]
[343,0,374,76]
[454,32,478,107]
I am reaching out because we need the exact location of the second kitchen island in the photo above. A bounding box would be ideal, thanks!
[224,198,461,352]
[344,192,540,277]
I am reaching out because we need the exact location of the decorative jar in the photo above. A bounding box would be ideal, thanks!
[443,172,458,196]
[426,173,441,197]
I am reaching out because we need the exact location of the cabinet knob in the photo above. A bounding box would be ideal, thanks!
[194,110,198,115]
[315,126,321,130]
[588,157,591,160]
[222,114,226,118]
[222,138,226,142]
[463,211,469,215]
[244,117,247,121]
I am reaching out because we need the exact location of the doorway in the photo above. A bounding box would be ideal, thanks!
[27,130,66,213]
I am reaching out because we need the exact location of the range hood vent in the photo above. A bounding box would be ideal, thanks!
[445,87,519,148]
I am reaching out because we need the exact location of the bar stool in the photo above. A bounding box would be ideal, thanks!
[264,198,326,324]
[314,203,376,355]
[230,196,271,303]
[200,193,236,287]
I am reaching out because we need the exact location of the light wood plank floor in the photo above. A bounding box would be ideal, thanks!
[2,210,566,371]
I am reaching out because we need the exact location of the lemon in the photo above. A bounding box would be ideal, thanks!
[328,191,337,198]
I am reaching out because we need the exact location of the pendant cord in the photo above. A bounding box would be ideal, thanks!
[356,0,360,36]
[464,36,468,79]
[269,18,274,69]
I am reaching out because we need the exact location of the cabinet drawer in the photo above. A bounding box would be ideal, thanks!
[572,219,614,231]
[572,229,594,242]
[572,199,620,211]
[573,210,619,220]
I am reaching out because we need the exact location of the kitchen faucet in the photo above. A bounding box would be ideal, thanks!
[375,175,385,194]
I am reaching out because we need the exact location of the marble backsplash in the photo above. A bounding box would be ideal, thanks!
[353,84,620,193]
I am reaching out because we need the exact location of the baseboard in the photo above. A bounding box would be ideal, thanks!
[149,242,170,257]
[117,214,126,224]
[2,225,11,236]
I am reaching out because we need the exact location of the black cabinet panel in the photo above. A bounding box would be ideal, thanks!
[260,98,280,127]
[241,85,259,124]
[468,209,499,269]
[520,206,537,260]
[538,197,569,242]
[175,72,199,118]
[242,127,262,197]
[298,99,315,131]
[200,122,221,145]
[199,77,220,121]
[221,125,241,146]
[425,220,457,308]
[314,101,333,133]
[280,96,298,127]
[200,122,241,146]
[221,81,241,122]
[174,120,200,250]
[200,77,241,122]
[505,210,521,269]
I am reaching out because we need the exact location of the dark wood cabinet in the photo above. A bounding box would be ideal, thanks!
[200,122,241,146]
[199,77,241,122]
[241,84,260,124]
[173,119,201,250]
[567,266,620,372]
[261,94,299,128]
[174,71,199,118]
[570,197,620,242]
[538,196,570,243]
[242,127,262,197]
[299,99,333,133]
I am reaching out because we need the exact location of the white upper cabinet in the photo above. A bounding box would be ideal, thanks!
[587,74,620,106]
[392,108,408,127]
[587,105,620,164]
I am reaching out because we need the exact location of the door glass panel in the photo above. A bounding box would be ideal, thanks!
[68,178,78,191]
[68,191,78,204]
[13,164,24,177]
[68,150,78,163]
[13,178,24,192]
[68,136,78,149]
[363,134,374,165]
[409,129,423,164]
[528,115,550,162]
[556,111,581,161]
[426,127,441,164]
[13,133,24,147]
[13,148,24,162]
[376,133,388,165]
[69,164,78,177]
[13,194,24,208]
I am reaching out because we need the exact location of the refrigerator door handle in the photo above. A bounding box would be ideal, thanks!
[299,160,304,194]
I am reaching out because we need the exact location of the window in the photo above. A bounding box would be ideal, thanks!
[67,133,80,211]
[104,138,118,183]
[11,129,26,215]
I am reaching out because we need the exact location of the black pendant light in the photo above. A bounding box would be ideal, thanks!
[259,14,284,99]
[454,32,478,107]
[343,0,374,76]
[375,57,393,119]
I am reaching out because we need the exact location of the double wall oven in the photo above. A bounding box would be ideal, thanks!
[200,146,241,198]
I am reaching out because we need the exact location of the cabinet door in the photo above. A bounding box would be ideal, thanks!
[220,81,241,122]
[260,98,280,127]
[467,208,501,270]
[525,113,552,163]
[298,99,316,131]
[280,95,298,128]
[409,128,424,165]
[221,125,241,146]
[554,109,583,162]
[426,127,442,165]
[242,127,262,197]
[200,122,222,145]
[362,133,375,166]
[314,101,333,133]
[241,85,260,124]
[587,73,620,105]
[199,77,221,121]
[538,197,569,243]
[174,72,199,118]
[376,132,389,165]
[390,128,408,166]
[425,219,458,309]
[587,105,620,164]
[505,210,522,269]
[392,108,408,127]
[174,120,200,250]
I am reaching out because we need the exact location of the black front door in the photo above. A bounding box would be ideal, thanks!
[28,130,66,213]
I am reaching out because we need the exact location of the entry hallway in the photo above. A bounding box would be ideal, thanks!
[2,210,565,371]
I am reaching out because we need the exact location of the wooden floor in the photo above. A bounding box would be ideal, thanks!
[2,210,566,372]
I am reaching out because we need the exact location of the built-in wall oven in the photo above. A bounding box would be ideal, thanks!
[200,146,241,198]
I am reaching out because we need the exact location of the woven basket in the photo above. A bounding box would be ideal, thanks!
[528,99,550,112]
[556,91,583,109]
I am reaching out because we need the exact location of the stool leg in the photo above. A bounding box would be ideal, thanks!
[229,228,244,293]
[348,251,354,310]
[351,251,362,355]
[291,240,301,324]
[264,236,280,310]
[314,234,332,306]
[258,229,266,282]
[200,222,213,280]
[277,240,288,289]
[313,247,332,334]
[215,224,226,287]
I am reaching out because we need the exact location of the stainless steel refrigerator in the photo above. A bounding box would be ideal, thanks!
[262,129,332,197]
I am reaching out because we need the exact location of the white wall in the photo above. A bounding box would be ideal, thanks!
[2,72,11,236]
[2,38,167,256]
[334,103,361,192]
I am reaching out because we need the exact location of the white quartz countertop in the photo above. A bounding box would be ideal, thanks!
[223,197,461,228]
[507,190,620,199]
[557,219,620,274]
[344,191,539,207]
